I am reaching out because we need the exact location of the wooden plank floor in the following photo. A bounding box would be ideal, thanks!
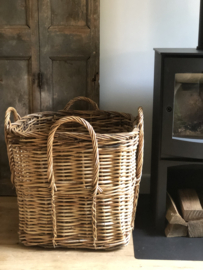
[0,197,203,270]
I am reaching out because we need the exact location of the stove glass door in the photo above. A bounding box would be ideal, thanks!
[173,73,203,143]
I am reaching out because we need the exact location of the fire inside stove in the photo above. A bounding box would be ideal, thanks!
[173,73,203,142]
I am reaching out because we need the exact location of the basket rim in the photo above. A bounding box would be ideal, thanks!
[6,109,140,139]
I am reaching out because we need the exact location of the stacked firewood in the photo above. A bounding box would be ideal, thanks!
[165,190,203,237]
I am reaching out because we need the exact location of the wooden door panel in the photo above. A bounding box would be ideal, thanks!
[50,0,88,27]
[0,59,30,115]
[48,28,91,55]
[0,0,30,56]
[0,28,30,56]
[0,59,30,195]
[0,0,40,195]
[0,0,28,26]
[39,0,99,111]
[52,58,88,111]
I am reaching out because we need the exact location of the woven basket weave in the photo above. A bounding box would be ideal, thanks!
[4,96,144,250]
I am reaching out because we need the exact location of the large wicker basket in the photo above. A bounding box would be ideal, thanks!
[4,96,144,250]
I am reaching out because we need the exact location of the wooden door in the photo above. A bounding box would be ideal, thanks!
[0,0,40,195]
[39,0,100,111]
[0,0,100,195]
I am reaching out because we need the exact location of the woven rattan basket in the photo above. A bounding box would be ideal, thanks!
[4,96,144,250]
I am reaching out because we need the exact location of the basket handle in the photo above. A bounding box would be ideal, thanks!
[47,116,100,247]
[4,107,21,130]
[4,107,21,184]
[64,96,99,111]
[136,107,144,181]
[131,107,144,229]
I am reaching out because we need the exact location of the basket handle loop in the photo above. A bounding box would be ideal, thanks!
[131,107,144,229]
[4,107,21,130]
[4,107,21,184]
[64,96,99,111]
[136,107,144,181]
[47,116,100,247]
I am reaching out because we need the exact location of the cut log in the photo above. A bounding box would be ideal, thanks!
[178,189,203,221]
[166,193,187,226]
[188,219,203,238]
[165,223,188,238]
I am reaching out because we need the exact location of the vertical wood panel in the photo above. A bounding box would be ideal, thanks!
[30,0,40,112]
[39,0,100,111]
[0,0,40,195]
[0,59,30,195]
[50,0,87,27]
[0,0,27,26]
[52,58,87,111]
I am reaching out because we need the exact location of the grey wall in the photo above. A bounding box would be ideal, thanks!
[100,0,200,193]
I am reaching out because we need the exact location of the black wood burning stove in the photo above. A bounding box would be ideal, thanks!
[151,1,203,231]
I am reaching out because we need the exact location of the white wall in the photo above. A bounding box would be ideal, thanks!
[100,0,200,193]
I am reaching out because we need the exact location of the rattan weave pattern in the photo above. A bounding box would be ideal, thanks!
[4,96,144,249]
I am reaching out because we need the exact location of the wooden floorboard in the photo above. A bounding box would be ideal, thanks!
[0,197,203,270]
